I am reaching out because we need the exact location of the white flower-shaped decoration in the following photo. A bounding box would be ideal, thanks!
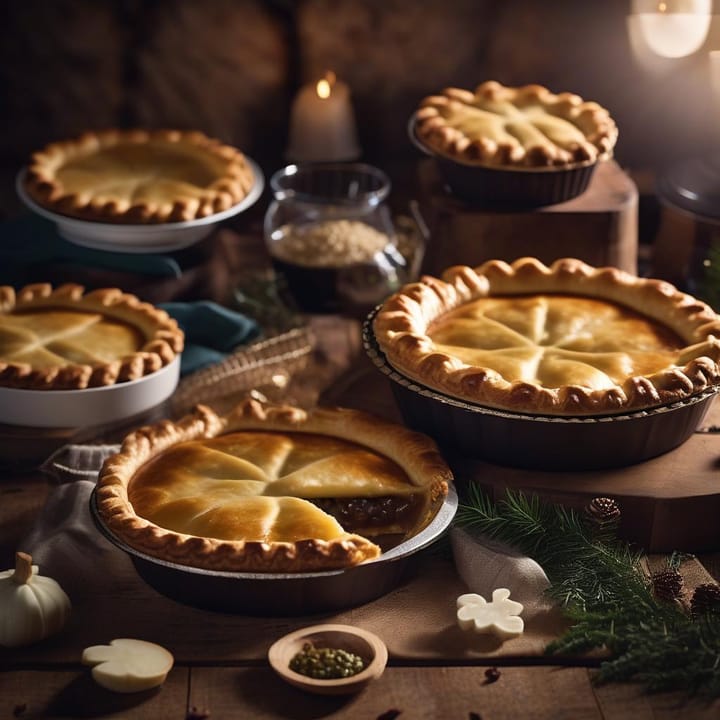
[457,588,524,639]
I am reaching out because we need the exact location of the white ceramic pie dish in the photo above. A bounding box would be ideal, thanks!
[89,483,458,615]
[363,309,718,471]
[0,355,180,428]
[15,159,264,254]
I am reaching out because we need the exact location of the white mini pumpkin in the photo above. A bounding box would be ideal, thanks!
[0,551,71,648]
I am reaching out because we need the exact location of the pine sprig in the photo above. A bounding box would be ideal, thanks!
[455,485,720,697]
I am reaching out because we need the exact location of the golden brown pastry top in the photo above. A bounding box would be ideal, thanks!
[372,257,720,416]
[414,81,618,168]
[96,398,452,573]
[24,129,255,223]
[0,283,183,390]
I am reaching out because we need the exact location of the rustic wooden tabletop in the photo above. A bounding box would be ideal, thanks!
[2,221,720,719]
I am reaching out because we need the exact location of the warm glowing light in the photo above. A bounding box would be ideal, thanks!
[316,71,336,100]
[629,0,711,59]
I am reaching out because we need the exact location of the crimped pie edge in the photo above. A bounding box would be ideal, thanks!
[414,81,618,169]
[372,257,720,416]
[95,398,453,573]
[0,283,184,390]
[24,128,255,224]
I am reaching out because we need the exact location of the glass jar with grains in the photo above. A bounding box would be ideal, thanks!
[264,163,419,315]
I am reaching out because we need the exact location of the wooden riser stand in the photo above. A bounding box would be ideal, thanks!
[416,158,639,276]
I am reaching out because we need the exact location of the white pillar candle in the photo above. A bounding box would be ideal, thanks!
[287,72,360,162]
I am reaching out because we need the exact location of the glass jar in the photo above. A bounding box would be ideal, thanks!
[264,163,420,315]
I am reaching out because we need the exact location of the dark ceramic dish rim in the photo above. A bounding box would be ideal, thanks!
[407,113,608,174]
[362,307,720,425]
[89,484,458,581]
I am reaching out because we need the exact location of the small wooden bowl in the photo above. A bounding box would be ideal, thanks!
[268,623,388,695]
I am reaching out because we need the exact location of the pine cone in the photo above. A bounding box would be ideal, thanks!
[690,583,720,616]
[651,568,684,602]
[584,497,621,531]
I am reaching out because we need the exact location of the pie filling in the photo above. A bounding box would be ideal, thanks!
[0,309,144,368]
[428,294,686,391]
[128,430,425,544]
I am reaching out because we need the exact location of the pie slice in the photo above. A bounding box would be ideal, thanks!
[23,129,255,223]
[372,257,720,416]
[96,398,452,572]
[0,283,183,390]
[414,81,617,169]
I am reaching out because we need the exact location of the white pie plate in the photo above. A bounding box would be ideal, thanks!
[0,355,180,428]
[15,158,264,254]
[90,483,458,615]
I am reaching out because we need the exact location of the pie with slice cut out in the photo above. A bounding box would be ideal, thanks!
[0,283,183,390]
[95,398,452,573]
[414,81,617,168]
[23,129,255,223]
[372,257,720,416]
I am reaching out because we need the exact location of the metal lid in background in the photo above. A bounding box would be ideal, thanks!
[657,154,720,224]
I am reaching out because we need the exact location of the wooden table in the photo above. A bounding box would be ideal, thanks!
[1,231,720,719]
[2,343,720,720]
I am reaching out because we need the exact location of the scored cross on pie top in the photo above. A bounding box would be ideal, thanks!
[96,400,452,573]
[372,258,720,416]
[414,81,618,167]
[0,307,143,369]
[129,430,421,544]
[430,294,686,392]
[0,284,183,389]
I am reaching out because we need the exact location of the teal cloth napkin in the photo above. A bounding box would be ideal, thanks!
[0,214,182,282]
[161,301,261,375]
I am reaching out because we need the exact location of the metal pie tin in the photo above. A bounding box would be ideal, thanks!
[363,311,718,472]
[89,485,457,616]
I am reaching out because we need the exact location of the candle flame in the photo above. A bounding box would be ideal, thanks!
[316,79,331,99]
[316,71,336,100]
[658,1,667,11]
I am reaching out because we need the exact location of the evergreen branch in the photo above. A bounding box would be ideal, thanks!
[454,485,720,697]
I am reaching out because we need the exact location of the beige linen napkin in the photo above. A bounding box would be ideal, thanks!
[20,445,131,600]
[450,526,553,619]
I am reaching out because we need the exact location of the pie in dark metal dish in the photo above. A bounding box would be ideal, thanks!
[367,257,720,470]
[411,81,618,206]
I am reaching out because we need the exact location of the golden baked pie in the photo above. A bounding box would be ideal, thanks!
[0,283,183,390]
[96,398,452,573]
[414,81,617,168]
[372,257,720,416]
[23,129,255,223]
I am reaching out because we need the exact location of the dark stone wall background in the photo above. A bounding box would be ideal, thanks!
[0,0,716,216]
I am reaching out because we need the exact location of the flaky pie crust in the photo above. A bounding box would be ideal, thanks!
[0,283,184,390]
[414,81,618,169]
[95,398,452,573]
[24,129,255,223]
[372,257,720,416]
